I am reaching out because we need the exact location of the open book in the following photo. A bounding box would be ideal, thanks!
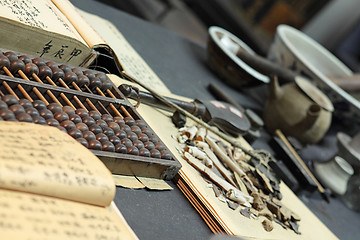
[0,121,138,240]
[0,0,171,94]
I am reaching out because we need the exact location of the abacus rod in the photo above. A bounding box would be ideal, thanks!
[42,76,77,110]
[70,82,102,115]
[94,86,124,118]
[17,70,49,105]
[30,73,63,106]
[83,85,112,116]
[2,66,32,102]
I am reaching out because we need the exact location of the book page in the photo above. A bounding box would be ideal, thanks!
[0,189,138,240]
[0,0,94,66]
[0,122,115,207]
[0,0,84,44]
[78,9,172,94]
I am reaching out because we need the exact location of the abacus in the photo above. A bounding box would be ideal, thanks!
[0,49,181,180]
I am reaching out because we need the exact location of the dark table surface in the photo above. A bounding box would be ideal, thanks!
[71,1,360,239]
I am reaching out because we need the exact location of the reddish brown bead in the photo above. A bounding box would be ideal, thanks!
[69,114,82,124]
[96,133,109,143]
[25,107,40,118]
[144,141,155,150]
[127,146,139,155]
[82,116,96,127]
[33,116,46,125]
[133,140,144,150]
[89,124,103,135]
[113,117,125,126]
[107,121,120,131]
[46,118,60,127]
[16,113,33,122]
[9,104,25,115]
[51,66,65,82]
[77,74,90,88]
[47,103,63,113]
[60,120,76,130]
[96,119,108,129]
[19,99,32,109]
[39,109,54,120]
[38,66,53,80]
[101,114,113,123]
[161,150,172,160]
[124,116,135,126]
[115,143,127,154]
[102,141,115,152]
[68,128,83,139]
[76,138,88,148]
[24,63,39,76]
[53,112,69,123]
[75,108,89,118]
[127,132,138,142]
[114,129,127,139]
[88,110,101,120]
[82,130,96,142]
[62,106,75,116]
[103,126,115,137]
[0,54,10,69]
[32,99,47,110]
[108,135,121,145]
[59,64,71,73]
[2,95,19,106]
[76,122,89,132]
[137,133,149,143]
[120,138,132,148]
[63,71,78,85]
[139,148,150,157]
[32,57,46,67]
[150,149,161,158]
[18,55,32,64]
[88,140,102,150]
[0,109,16,120]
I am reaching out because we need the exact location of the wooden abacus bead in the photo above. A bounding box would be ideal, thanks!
[150,149,161,158]
[59,64,71,73]
[60,120,76,130]
[45,61,58,68]
[19,99,33,109]
[135,119,147,128]
[137,133,149,143]
[18,55,31,64]
[127,146,139,155]
[88,140,102,150]
[16,113,33,122]
[115,143,127,154]
[76,122,89,132]
[96,119,108,129]
[101,114,113,123]
[114,117,125,126]
[32,99,47,110]
[114,129,127,140]
[82,130,96,142]
[102,141,115,152]
[130,125,141,135]
[95,133,109,143]
[46,118,60,127]
[133,140,144,150]
[88,110,101,120]
[76,138,88,148]
[83,70,96,79]
[82,116,96,127]
[39,109,54,120]
[63,71,78,85]
[69,114,82,124]
[108,135,121,145]
[62,106,75,116]
[32,57,46,67]
[127,132,138,142]
[88,76,101,91]
[124,116,135,126]
[120,124,131,133]
[144,141,155,151]
[75,108,88,118]
[50,66,65,82]
[76,74,90,88]
[33,116,47,125]
[0,109,16,120]
[2,95,19,106]
[25,107,40,118]
[96,72,113,91]
[107,121,120,131]
[38,66,53,80]
[0,54,10,69]
[103,126,115,137]
[71,68,83,76]
[23,63,39,76]
[120,138,132,148]
[161,150,172,160]
[8,104,25,115]
[53,112,69,123]
[47,102,63,113]
[0,101,8,110]
[68,128,83,139]
[4,51,18,62]
[155,142,167,151]
[56,126,67,133]
[139,148,150,157]
[89,124,103,135]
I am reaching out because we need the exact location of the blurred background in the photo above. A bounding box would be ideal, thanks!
[97,0,360,72]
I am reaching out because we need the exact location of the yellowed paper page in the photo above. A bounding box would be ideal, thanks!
[51,0,106,48]
[0,189,138,240]
[131,94,339,240]
[113,174,145,189]
[79,10,172,94]
[0,122,115,207]
[0,0,93,66]
[137,177,173,190]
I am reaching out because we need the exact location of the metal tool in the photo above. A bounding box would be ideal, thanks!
[119,84,251,136]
